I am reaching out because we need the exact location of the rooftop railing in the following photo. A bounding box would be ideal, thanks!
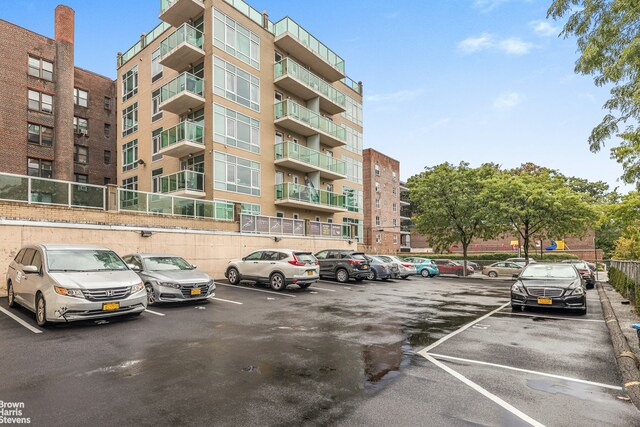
[119,22,171,68]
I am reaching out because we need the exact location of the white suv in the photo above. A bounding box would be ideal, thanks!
[225,249,319,291]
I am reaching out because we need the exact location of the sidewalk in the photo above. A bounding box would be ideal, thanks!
[601,272,640,362]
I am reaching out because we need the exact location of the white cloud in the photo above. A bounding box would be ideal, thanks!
[366,89,423,103]
[457,33,494,53]
[473,0,509,12]
[493,92,523,110]
[499,37,534,55]
[530,20,559,37]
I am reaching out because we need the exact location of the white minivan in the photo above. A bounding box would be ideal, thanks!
[6,244,147,326]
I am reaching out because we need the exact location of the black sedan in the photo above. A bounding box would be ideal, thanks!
[511,263,587,315]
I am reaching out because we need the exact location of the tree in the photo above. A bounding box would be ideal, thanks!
[548,1,640,186]
[485,167,598,264]
[605,191,640,259]
[408,162,501,276]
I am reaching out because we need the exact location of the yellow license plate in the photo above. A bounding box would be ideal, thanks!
[103,302,120,311]
[307,271,314,276]
[191,288,202,295]
[537,298,552,305]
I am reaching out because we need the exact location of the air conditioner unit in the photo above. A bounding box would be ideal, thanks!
[80,129,88,136]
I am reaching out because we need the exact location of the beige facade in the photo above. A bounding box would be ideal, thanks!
[116,0,364,242]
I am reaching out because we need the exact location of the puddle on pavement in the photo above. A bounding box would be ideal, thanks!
[526,378,598,400]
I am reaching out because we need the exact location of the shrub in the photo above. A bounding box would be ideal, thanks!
[398,252,579,262]
[609,267,640,313]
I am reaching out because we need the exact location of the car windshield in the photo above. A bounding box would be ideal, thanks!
[520,264,578,279]
[47,250,128,272]
[144,256,193,271]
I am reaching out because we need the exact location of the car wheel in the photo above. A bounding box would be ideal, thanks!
[488,271,498,278]
[298,283,311,289]
[587,283,595,290]
[367,270,375,280]
[420,269,429,277]
[145,283,156,306]
[36,293,48,327]
[270,273,286,291]
[7,281,16,308]
[227,268,240,285]
[511,304,522,312]
[336,268,349,283]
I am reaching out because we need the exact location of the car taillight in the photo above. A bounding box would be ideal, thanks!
[401,263,411,268]
[348,259,361,265]
[288,254,306,267]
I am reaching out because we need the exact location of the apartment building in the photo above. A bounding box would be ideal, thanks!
[399,181,412,252]
[362,149,402,253]
[0,6,117,185]
[116,0,364,240]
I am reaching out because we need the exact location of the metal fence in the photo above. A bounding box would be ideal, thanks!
[610,260,640,304]
[240,214,305,236]
[0,172,105,209]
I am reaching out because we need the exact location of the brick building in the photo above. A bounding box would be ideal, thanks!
[362,148,402,253]
[0,5,116,185]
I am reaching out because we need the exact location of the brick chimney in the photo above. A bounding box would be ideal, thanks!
[54,5,75,181]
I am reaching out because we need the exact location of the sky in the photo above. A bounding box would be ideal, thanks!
[0,0,630,192]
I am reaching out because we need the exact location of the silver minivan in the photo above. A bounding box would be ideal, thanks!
[6,244,147,326]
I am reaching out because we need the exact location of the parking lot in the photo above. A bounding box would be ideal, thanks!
[1,276,638,426]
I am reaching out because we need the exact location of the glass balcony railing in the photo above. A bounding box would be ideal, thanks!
[275,142,346,176]
[160,23,204,59]
[273,17,345,74]
[275,58,346,108]
[274,100,346,142]
[275,183,346,209]
[160,122,204,151]
[160,170,204,194]
[160,72,204,103]
[120,188,233,220]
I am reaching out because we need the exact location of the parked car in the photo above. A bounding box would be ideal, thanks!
[505,257,537,267]
[226,249,319,291]
[376,255,417,279]
[562,259,597,272]
[433,259,474,276]
[314,250,371,283]
[403,257,440,277]
[122,253,215,305]
[483,261,522,278]
[6,244,147,326]
[466,261,482,272]
[364,255,392,281]
[571,261,596,289]
[510,263,586,314]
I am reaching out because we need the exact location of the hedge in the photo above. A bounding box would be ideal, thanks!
[608,267,640,313]
[398,252,579,262]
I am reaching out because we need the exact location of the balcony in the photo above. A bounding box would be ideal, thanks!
[275,183,347,213]
[159,121,204,158]
[274,58,346,115]
[159,0,204,27]
[160,23,205,71]
[159,72,204,115]
[273,17,345,82]
[274,100,346,148]
[275,142,346,181]
[160,170,205,198]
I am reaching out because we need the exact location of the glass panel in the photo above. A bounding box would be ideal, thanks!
[71,184,104,209]
[0,174,29,202]
[30,178,69,206]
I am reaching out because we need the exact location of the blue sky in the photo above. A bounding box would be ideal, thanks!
[1,0,628,191]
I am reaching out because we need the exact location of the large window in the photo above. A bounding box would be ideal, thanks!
[213,56,260,111]
[343,155,363,184]
[214,104,260,153]
[342,95,363,126]
[343,186,363,213]
[152,168,163,193]
[151,89,162,122]
[74,117,89,135]
[27,124,53,146]
[344,125,363,155]
[28,90,53,113]
[122,140,138,172]
[151,48,163,82]
[213,9,260,69]
[27,158,52,178]
[74,145,88,164]
[122,102,138,136]
[342,218,363,243]
[152,128,163,162]
[122,176,138,190]
[214,152,260,196]
[74,88,88,107]
[122,66,138,101]
[28,56,53,81]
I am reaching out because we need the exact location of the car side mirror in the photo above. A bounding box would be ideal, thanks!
[191,264,197,269]
[241,257,247,261]
[127,264,141,272]
[512,273,520,279]
[23,265,39,274]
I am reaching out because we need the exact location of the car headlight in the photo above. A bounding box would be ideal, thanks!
[569,286,584,296]
[511,283,526,294]
[54,286,85,298]
[159,282,181,289]
[130,282,145,294]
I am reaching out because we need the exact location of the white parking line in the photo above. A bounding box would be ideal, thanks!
[144,309,165,316]
[495,311,605,323]
[308,286,337,292]
[210,297,243,305]
[0,306,42,334]
[217,283,296,298]
[422,354,546,427]
[418,302,510,355]
[428,353,622,391]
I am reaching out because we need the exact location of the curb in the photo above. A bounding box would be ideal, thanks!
[597,282,640,409]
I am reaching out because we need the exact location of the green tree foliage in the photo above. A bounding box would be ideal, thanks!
[606,191,640,259]
[408,163,502,275]
[485,166,599,263]
[548,0,640,185]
